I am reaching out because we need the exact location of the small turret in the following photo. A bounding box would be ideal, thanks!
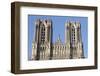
[35,19,41,26]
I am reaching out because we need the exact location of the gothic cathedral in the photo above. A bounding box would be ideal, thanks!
[31,19,84,60]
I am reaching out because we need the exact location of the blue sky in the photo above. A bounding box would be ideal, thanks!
[28,15,88,60]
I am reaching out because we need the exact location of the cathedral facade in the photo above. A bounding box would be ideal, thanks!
[31,19,84,60]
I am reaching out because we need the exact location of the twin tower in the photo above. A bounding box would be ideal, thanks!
[32,19,84,60]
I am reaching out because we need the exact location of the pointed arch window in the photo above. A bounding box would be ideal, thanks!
[40,24,45,43]
[71,27,76,44]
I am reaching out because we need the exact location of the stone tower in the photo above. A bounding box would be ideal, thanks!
[65,21,84,59]
[32,19,52,60]
[32,19,84,60]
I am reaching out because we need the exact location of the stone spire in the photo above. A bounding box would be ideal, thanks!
[56,35,62,44]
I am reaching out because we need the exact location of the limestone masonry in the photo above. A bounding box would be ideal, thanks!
[31,19,84,60]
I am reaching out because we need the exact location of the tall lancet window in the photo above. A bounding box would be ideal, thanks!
[71,27,76,46]
[77,26,80,42]
[41,24,45,43]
